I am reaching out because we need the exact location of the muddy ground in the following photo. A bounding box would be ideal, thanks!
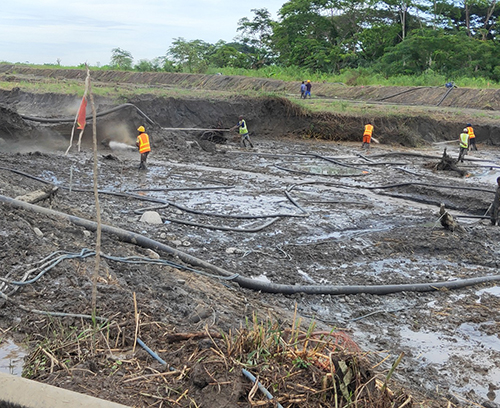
[0,71,500,408]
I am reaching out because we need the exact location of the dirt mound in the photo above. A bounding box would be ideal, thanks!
[0,104,37,142]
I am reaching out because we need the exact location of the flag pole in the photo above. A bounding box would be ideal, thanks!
[85,65,102,322]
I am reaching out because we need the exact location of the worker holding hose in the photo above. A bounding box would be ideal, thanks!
[457,128,469,163]
[362,122,374,149]
[135,125,151,170]
[231,115,254,148]
[491,177,500,226]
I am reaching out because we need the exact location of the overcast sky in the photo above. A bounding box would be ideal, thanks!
[1,0,285,67]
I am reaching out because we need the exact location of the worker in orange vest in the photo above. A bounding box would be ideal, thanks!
[135,125,151,170]
[466,123,477,151]
[362,123,374,149]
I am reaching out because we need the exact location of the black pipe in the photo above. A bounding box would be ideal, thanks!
[20,103,157,126]
[2,194,500,295]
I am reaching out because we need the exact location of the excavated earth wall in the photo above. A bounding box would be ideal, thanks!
[1,65,500,148]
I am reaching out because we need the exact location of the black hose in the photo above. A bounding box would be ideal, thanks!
[2,194,500,295]
[301,152,370,172]
[375,87,424,102]
[0,166,304,219]
[163,216,280,232]
[365,182,495,194]
[275,164,366,178]
[20,103,157,126]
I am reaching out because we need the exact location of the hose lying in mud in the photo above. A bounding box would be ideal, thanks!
[162,216,281,233]
[0,248,238,288]
[242,369,284,408]
[0,166,306,220]
[375,87,424,101]
[136,338,167,365]
[364,182,495,194]
[3,194,500,295]
[20,103,158,126]
[370,151,492,163]
[130,186,235,192]
[301,152,370,172]
[275,164,368,178]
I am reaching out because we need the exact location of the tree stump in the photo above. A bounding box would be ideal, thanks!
[439,203,464,232]
[434,148,466,177]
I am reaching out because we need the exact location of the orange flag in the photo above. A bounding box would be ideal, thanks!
[77,96,87,130]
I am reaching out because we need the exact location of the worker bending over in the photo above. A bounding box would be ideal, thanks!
[136,125,151,170]
[362,123,374,149]
[231,116,254,148]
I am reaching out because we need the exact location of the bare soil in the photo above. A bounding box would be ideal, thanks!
[0,69,500,408]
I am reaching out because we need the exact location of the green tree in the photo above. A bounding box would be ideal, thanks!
[167,38,212,73]
[377,28,500,78]
[208,41,251,68]
[273,0,340,70]
[110,48,133,70]
[236,8,277,67]
[134,58,163,72]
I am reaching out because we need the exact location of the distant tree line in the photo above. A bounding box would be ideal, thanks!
[106,0,500,82]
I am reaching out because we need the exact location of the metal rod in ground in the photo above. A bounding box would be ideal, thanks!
[242,368,284,408]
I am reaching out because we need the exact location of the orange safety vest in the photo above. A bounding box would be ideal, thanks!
[363,124,374,137]
[467,126,475,139]
[137,133,151,153]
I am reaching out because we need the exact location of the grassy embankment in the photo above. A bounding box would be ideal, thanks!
[2,66,500,125]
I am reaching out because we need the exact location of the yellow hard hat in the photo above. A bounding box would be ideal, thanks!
[307,80,311,83]
[137,126,145,132]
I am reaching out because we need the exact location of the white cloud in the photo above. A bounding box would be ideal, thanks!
[2,0,284,66]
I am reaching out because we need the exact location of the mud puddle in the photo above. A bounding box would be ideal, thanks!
[0,339,26,376]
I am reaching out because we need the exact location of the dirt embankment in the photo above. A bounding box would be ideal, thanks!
[2,65,500,147]
[0,91,497,151]
[2,65,500,111]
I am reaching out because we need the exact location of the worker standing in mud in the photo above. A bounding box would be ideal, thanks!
[466,123,477,151]
[135,125,151,170]
[300,81,306,99]
[361,122,374,149]
[490,177,500,225]
[457,128,469,163]
[231,115,254,148]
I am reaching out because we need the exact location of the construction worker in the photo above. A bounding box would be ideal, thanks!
[305,80,312,98]
[231,115,254,148]
[457,128,469,163]
[362,122,374,148]
[300,81,306,99]
[135,125,151,170]
[466,123,477,151]
[490,177,500,226]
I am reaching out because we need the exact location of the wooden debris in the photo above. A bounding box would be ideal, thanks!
[15,185,58,204]
[433,148,466,177]
[439,203,464,232]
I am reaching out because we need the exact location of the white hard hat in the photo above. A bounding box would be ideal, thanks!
[463,128,468,132]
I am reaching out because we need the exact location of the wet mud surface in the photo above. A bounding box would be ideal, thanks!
[0,81,500,407]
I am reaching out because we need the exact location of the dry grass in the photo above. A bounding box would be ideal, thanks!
[19,310,428,408]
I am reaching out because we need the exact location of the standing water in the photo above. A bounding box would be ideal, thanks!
[0,338,26,376]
